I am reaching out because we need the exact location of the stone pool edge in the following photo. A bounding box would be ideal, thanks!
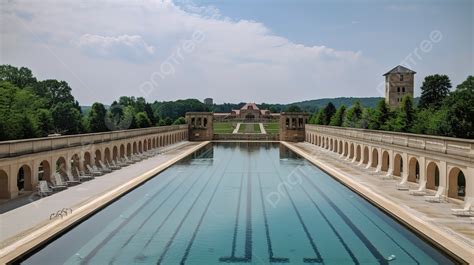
[0,141,210,264]
[282,141,472,264]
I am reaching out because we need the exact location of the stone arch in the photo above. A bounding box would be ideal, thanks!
[143,140,148,152]
[339,141,343,154]
[84,152,92,170]
[330,139,333,151]
[133,142,137,154]
[71,154,81,176]
[38,160,51,182]
[325,138,329,149]
[152,138,156,148]
[113,146,118,161]
[349,143,355,159]
[138,141,143,153]
[381,151,390,172]
[393,153,403,177]
[127,143,132,156]
[363,146,369,164]
[371,148,379,168]
[120,144,125,158]
[448,167,466,200]
[0,169,9,199]
[408,157,420,183]
[355,145,361,162]
[148,139,152,150]
[344,142,348,156]
[104,147,111,163]
[426,161,440,190]
[17,164,32,192]
[56,157,67,177]
[95,149,102,166]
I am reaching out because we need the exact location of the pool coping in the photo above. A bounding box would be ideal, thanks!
[0,141,210,264]
[282,141,472,264]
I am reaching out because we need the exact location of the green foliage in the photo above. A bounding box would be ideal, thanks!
[51,102,82,134]
[135,112,152,128]
[0,65,37,89]
[322,102,336,125]
[368,100,390,130]
[392,95,415,132]
[329,105,346,126]
[173,117,186,125]
[312,109,324,125]
[87,102,108,132]
[444,76,473,138]
[343,101,363,127]
[152,99,209,122]
[285,104,302,112]
[418,74,452,110]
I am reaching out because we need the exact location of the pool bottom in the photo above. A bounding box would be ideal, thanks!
[17,142,458,265]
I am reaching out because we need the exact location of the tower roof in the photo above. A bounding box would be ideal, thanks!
[383,65,416,76]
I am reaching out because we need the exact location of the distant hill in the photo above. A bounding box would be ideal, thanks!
[289,97,383,113]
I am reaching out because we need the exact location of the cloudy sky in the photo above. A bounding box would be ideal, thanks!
[1,0,472,105]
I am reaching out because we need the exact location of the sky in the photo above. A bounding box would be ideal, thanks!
[0,0,472,105]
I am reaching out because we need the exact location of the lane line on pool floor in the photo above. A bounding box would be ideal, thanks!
[300,169,389,265]
[299,167,421,264]
[179,149,236,264]
[257,173,290,263]
[156,150,232,264]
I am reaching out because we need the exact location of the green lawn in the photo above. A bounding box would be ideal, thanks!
[263,122,279,134]
[238,123,261,133]
[213,122,235,134]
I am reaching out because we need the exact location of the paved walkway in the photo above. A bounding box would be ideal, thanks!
[259,123,266,134]
[291,142,474,245]
[232,123,241,134]
[0,141,202,247]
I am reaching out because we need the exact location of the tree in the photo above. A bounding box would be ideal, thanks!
[0,65,37,89]
[418,74,452,110]
[34,80,75,108]
[173,117,186,125]
[443,76,473,138]
[135,112,152,128]
[322,102,336,125]
[36,109,53,136]
[87,102,108,132]
[285,105,302,112]
[51,102,82,134]
[314,109,325,125]
[329,105,346,126]
[392,95,415,132]
[369,100,390,130]
[343,101,363,127]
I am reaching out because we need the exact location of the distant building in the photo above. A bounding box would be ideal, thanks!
[214,103,279,121]
[204,98,213,105]
[384,65,416,108]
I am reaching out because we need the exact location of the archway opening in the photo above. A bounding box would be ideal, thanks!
[84,152,92,171]
[138,141,143,153]
[0,170,9,199]
[381,151,390,172]
[104,148,111,163]
[113,146,118,161]
[95,150,102,167]
[56,157,67,177]
[349,144,355,159]
[17,165,32,192]
[363,147,369,164]
[393,154,403,177]
[426,162,440,190]
[127,143,132,156]
[120,144,125,158]
[133,142,137,154]
[71,154,80,177]
[371,148,379,168]
[355,145,361,162]
[408,157,420,183]
[448,168,465,200]
[38,160,51,182]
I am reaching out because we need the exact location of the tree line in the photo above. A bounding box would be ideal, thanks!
[308,75,473,139]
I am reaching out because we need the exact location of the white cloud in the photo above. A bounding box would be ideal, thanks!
[0,0,380,105]
[76,34,155,62]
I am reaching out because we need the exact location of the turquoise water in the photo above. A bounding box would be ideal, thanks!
[19,143,455,265]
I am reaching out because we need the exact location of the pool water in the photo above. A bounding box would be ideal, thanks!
[19,143,455,265]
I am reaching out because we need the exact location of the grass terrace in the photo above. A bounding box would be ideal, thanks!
[263,122,279,134]
[213,122,235,134]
